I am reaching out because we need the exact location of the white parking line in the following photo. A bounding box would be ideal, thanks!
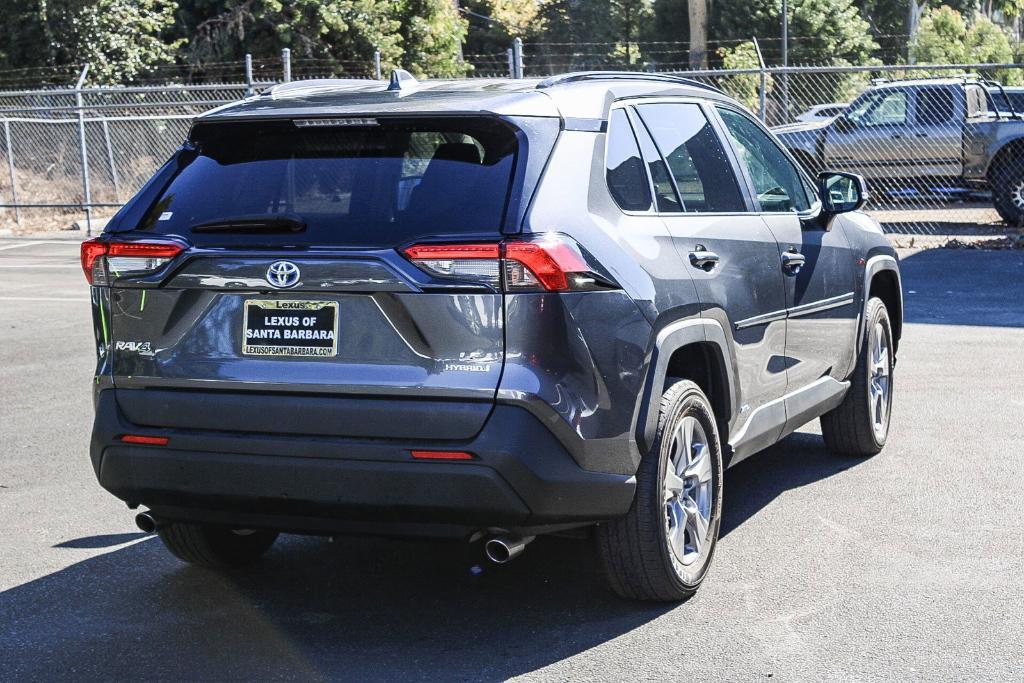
[0,296,89,302]
[0,264,81,269]
[0,241,43,251]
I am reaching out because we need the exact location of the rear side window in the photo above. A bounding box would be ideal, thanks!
[916,88,955,126]
[636,103,746,213]
[605,109,653,212]
[137,117,517,247]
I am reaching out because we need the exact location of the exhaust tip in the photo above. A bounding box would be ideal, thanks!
[135,512,157,534]
[484,538,513,564]
[484,535,533,564]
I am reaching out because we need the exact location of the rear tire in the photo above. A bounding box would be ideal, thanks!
[157,522,278,569]
[821,297,894,456]
[991,165,1024,226]
[596,380,723,601]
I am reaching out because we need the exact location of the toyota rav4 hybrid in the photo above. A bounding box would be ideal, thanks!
[83,71,902,601]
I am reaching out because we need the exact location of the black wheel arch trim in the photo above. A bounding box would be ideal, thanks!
[633,316,740,458]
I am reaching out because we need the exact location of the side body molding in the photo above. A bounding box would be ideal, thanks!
[634,317,740,456]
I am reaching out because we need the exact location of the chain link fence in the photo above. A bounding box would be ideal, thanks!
[1,54,1022,242]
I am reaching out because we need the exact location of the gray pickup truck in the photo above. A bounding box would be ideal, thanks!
[774,77,1024,224]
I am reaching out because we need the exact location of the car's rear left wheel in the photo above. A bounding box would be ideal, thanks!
[157,522,279,569]
[596,380,723,601]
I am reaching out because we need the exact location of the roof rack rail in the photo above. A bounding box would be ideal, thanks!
[536,71,724,94]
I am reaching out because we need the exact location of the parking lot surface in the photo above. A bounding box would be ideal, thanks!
[1,238,1022,680]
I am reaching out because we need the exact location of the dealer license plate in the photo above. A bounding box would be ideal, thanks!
[242,299,339,358]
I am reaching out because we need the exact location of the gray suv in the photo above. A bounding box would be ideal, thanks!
[83,71,903,601]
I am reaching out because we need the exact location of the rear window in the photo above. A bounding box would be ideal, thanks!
[138,117,518,246]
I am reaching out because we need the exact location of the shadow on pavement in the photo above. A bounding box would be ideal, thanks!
[1,430,861,681]
[1,530,672,680]
[721,432,860,537]
[899,249,1024,328]
[53,533,148,549]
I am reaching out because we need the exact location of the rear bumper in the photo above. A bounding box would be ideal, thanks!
[90,390,636,537]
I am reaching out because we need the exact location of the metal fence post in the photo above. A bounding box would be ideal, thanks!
[507,48,514,78]
[282,48,292,83]
[75,64,93,236]
[101,118,120,203]
[244,54,254,96]
[753,37,768,123]
[374,49,382,80]
[3,119,21,227]
[513,38,525,79]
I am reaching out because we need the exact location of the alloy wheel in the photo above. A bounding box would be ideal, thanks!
[663,415,714,567]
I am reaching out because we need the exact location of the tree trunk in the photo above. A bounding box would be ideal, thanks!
[688,0,709,69]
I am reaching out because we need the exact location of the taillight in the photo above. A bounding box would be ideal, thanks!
[81,238,184,285]
[402,234,613,292]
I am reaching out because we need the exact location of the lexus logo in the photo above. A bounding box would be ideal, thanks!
[266,261,300,288]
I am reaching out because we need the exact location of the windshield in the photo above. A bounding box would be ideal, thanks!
[137,117,518,247]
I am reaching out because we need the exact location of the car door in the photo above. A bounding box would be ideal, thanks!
[909,86,964,178]
[824,87,912,181]
[715,105,858,434]
[631,100,790,457]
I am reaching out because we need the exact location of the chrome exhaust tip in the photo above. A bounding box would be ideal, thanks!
[484,535,534,564]
[135,511,157,533]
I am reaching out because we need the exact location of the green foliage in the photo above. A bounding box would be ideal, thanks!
[717,41,771,111]
[910,5,969,63]
[0,0,181,83]
[394,0,470,77]
[182,1,403,75]
[462,0,541,57]
[715,0,878,66]
[911,7,1021,84]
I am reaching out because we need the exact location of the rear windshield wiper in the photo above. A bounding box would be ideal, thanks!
[191,214,307,233]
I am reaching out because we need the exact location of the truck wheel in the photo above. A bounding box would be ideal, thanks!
[821,297,894,456]
[596,380,723,601]
[158,522,278,569]
[992,165,1024,226]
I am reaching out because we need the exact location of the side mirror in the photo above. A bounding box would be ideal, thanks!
[818,171,869,215]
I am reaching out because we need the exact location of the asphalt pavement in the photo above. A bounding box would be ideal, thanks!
[1,238,1022,680]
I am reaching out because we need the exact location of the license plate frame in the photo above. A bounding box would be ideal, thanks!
[242,299,339,358]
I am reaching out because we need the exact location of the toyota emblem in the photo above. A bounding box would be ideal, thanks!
[266,261,301,288]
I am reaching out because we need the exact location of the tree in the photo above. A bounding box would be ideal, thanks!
[644,0,689,68]
[462,0,540,59]
[394,0,471,77]
[714,0,876,66]
[182,1,403,77]
[0,0,181,84]
[717,40,770,111]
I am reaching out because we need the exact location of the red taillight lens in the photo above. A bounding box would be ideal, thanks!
[120,434,169,446]
[80,239,184,285]
[505,237,590,291]
[80,238,108,284]
[410,450,474,460]
[402,234,610,292]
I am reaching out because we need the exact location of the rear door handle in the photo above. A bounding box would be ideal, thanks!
[782,250,805,274]
[689,246,720,271]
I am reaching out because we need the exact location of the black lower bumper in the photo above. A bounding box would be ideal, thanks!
[90,390,636,537]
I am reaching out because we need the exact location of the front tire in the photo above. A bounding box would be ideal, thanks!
[596,380,723,601]
[821,297,894,456]
[157,522,279,569]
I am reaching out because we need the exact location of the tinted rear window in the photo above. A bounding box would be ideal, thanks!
[138,117,517,246]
